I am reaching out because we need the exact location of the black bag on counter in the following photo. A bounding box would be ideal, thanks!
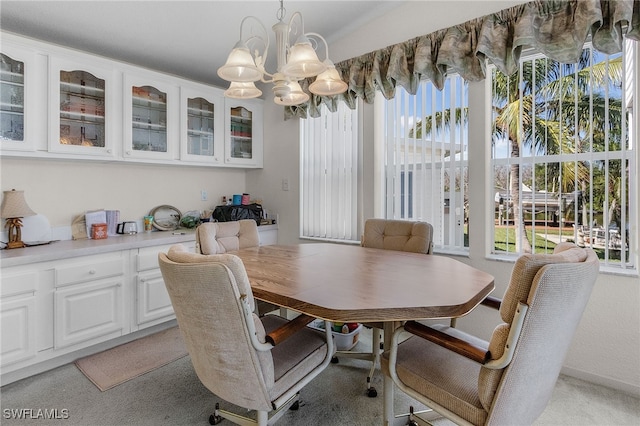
[213,203,263,225]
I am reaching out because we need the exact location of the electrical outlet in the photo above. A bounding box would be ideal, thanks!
[282,178,289,191]
[200,190,208,201]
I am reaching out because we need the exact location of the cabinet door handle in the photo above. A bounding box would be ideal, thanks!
[89,269,97,275]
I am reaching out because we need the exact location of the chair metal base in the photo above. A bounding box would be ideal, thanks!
[209,393,300,426]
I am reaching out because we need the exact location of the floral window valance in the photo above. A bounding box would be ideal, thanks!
[285,0,640,119]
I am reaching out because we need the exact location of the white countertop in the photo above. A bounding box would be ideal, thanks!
[0,230,198,267]
[1,223,279,268]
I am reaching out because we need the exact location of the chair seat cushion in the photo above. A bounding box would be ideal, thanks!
[382,326,489,426]
[261,315,332,404]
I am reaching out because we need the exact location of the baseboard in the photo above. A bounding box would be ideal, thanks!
[561,366,640,397]
[1,320,177,387]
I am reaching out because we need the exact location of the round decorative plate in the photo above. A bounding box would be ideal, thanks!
[149,205,182,231]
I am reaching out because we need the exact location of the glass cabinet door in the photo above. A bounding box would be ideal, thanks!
[1,43,35,153]
[224,99,263,167]
[187,97,214,156]
[179,84,223,164]
[131,85,167,153]
[49,57,115,157]
[229,106,253,160]
[123,73,178,161]
[187,97,214,155]
[0,54,24,143]
[59,70,105,147]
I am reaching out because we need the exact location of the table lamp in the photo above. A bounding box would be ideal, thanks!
[1,189,36,249]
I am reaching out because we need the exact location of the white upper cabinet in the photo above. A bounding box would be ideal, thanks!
[0,41,36,152]
[179,83,224,165]
[0,32,263,168]
[224,98,263,168]
[48,56,117,158]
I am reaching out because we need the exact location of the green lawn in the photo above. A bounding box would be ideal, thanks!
[493,227,559,254]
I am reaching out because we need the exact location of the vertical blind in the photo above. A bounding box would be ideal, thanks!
[300,102,359,242]
[382,75,469,251]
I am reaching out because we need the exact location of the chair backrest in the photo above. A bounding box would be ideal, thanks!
[480,243,599,425]
[196,219,260,254]
[158,244,275,412]
[361,219,433,254]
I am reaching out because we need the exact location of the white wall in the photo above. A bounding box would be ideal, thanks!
[248,0,640,396]
[1,157,246,229]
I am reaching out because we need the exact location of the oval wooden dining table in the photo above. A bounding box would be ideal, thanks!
[233,243,495,425]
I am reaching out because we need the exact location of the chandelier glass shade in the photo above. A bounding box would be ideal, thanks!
[217,1,348,106]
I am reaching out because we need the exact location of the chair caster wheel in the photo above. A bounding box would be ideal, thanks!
[408,421,419,426]
[331,356,339,364]
[367,387,378,398]
[289,401,300,410]
[209,414,223,425]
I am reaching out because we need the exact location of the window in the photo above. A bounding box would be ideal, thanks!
[490,41,636,270]
[381,75,469,252]
[300,102,359,242]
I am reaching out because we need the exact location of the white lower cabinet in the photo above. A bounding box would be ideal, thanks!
[54,278,124,349]
[135,270,173,328]
[1,296,37,366]
[53,253,126,349]
[133,242,194,330]
[0,228,277,383]
[1,271,38,367]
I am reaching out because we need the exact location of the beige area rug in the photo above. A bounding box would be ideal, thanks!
[75,326,188,391]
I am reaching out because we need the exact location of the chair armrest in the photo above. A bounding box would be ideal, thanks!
[481,296,502,310]
[403,321,491,364]
[265,314,316,346]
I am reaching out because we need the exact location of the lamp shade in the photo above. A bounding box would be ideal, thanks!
[274,81,309,106]
[224,82,263,99]
[309,60,348,96]
[280,35,326,79]
[217,42,263,82]
[1,189,36,219]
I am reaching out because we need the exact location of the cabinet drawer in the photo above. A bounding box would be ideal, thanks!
[137,242,195,272]
[55,257,124,287]
[1,271,37,297]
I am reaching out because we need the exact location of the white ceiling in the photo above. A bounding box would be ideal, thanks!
[0,1,404,88]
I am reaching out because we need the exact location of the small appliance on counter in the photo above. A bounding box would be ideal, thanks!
[116,221,138,234]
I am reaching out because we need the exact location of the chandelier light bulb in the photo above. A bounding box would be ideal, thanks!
[281,35,326,78]
[274,81,309,106]
[224,81,262,99]
[309,60,348,96]
[217,42,263,82]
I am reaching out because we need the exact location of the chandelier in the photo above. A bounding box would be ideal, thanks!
[217,0,348,106]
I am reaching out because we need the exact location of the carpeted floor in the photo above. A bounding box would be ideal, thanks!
[1,327,638,425]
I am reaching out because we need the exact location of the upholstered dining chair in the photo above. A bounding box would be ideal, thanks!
[382,242,599,426]
[196,219,277,315]
[334,218,434,397]
[195,219,260,254]
[159,244,335,426]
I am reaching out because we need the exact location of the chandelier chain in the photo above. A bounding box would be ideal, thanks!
[276,0,286,22]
